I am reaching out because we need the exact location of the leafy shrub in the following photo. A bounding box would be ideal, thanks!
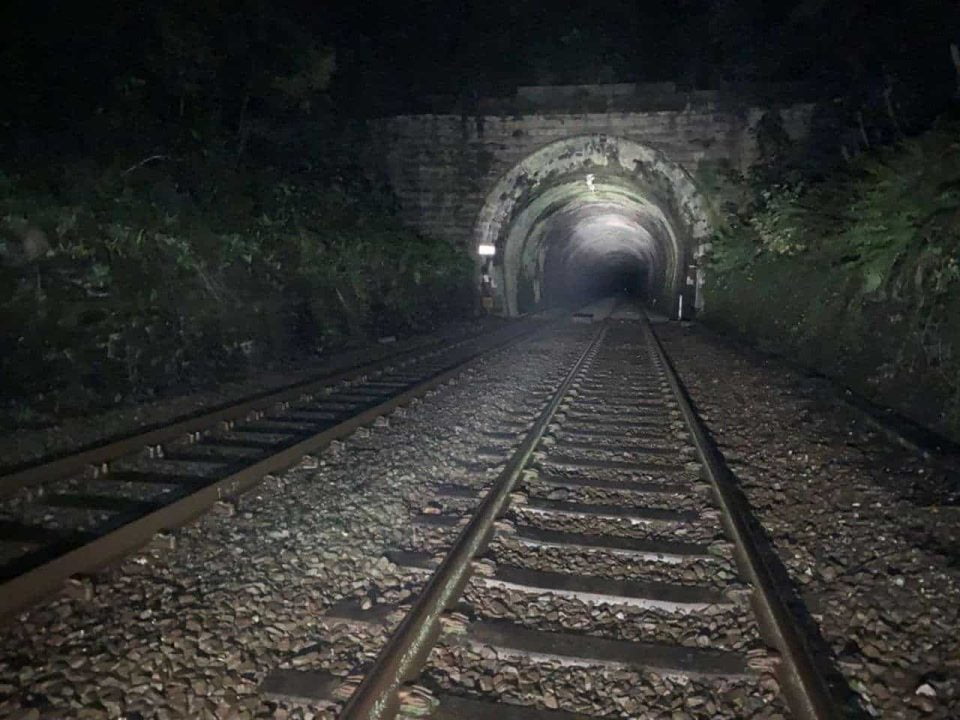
[704,115,960,440]
[0,161,472,418]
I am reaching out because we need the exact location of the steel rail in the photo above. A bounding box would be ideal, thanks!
[0,321,547,623]
[0,326,519,497]
[338,325,607,720]
[640,317,841,720]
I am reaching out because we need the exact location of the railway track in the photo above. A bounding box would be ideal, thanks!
[260,315,839,719]
[0,316,552,622]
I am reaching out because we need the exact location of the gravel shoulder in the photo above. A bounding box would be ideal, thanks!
[0,322,580,720]
[4,318,958,719]
[657,321,960,719]
[0,318,506,473]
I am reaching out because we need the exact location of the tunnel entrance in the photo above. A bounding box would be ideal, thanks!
[542,245,650,311]
[473,135,711,317]
[536,206,658,312]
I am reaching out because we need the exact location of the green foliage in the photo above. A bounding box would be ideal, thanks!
[0,162,472,417]
[0,2,476,426]
[704,116,960,440]
[272,47,337,110]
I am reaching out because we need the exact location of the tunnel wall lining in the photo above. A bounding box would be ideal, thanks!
[365,105,815,313]
[476,136,709,315]
[510,188,672,313]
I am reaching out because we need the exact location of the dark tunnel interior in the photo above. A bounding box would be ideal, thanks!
[475,138,707,318]
[542,244,650,308]
[507,193,672,315]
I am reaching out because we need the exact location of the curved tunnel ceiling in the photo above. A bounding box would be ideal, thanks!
[512,178,678,312]
[543,205,660,303]
[474,135,711,316]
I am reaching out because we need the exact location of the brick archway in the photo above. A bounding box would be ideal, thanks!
[473,135,711,316]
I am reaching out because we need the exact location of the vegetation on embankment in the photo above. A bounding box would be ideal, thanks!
[703,114,960,442]
[0,162,472,426]
[0,4,475,429]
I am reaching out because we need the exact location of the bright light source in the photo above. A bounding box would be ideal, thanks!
[478,244,496,256]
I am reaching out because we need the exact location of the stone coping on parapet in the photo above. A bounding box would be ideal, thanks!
[371,80,835,118]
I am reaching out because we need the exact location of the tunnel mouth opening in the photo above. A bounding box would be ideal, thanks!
[529,198,663,313]
[504,178,679,316]
[474,135,711,318]
[540,244,652,312]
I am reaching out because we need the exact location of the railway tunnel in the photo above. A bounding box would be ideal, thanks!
[473,135,712,318]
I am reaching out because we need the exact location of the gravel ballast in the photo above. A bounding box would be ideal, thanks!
[657,322,960,719]
[0,318,506,472]
[4,316,957,719]
[0,323,589,719]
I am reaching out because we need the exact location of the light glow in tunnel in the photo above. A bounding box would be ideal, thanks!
[536,202,664,308]
[474,135,711,317]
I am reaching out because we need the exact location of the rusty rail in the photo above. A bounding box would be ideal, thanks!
[0,328,499,496]
[0,320,547,623]
[640,317,841,720]
[338,325,607,720]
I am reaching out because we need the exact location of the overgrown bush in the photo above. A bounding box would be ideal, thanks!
[0,2,474,428]
[704,114,960,440]
[0,161,472,421]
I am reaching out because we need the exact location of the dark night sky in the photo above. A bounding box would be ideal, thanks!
[320,0,958,107]
[0,1,956,134]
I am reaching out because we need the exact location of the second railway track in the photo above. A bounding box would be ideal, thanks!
[260,313,838,719]
[0,316,553,622]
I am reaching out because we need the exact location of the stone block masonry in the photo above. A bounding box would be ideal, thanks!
[366,105,813,254]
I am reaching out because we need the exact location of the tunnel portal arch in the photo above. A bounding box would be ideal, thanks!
[473,135,712,316]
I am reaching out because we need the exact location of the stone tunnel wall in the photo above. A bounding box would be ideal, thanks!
[365,105,814,254]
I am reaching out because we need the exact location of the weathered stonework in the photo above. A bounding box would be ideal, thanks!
[367,100,815,315]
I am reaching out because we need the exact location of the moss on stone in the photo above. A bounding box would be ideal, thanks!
[703,116,960,441]
[0,162,472,425]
